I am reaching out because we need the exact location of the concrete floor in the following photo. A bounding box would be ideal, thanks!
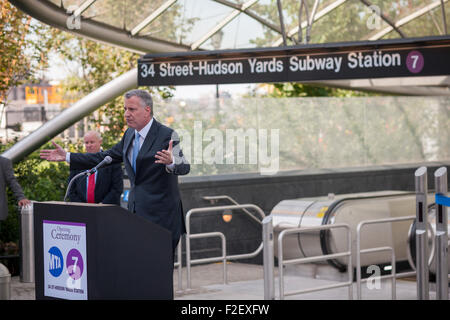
[8,262,446,300]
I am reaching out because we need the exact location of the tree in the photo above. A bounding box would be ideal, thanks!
[44,0,199,146]
[46,28,141,147]
[0,0,55,134]
[250,0,445,47]
[47,28,177,148]
[0,0,32,105]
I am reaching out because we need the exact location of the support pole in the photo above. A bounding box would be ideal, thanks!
[2,68,138,163]
[262,215,275,300]
[276,0,287,46]
[415,166,429,299]
[20,203,35,283]
[434,167,448,300]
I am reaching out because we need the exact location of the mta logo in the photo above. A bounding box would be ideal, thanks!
[48,246,64,277]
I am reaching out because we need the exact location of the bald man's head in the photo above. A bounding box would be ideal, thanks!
[84,131,102,153]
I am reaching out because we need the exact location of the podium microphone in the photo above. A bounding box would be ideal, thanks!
[87,156,112,174]
[64,156,113,202]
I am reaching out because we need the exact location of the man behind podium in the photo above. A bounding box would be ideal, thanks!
[40,89,190,253]
[68,131,123,205]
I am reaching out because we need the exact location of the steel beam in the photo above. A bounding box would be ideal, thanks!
[2,69,138,162]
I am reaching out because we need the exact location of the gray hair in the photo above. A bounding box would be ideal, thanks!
[124,89,153,116]
[84,130,102,141]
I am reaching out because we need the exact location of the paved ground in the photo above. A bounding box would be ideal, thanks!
[9,262,267,300]
[173,262,436,300]
[10,276,36,300]
[7,262,444,300]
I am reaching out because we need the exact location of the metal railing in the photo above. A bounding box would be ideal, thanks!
[356,215,417,300]
[357,246,396,299]
[277,223,353,300]
[185,204,265,289]
[202,195,262,224]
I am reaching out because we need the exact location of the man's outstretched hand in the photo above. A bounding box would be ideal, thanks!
[155,140,174,165]
[40,141,67,162]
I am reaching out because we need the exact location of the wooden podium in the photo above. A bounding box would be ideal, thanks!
[33,201,173,300]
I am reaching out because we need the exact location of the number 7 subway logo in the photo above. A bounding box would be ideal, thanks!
[48,246,85,281]
[406,50,424,74]
[66,248,84,280]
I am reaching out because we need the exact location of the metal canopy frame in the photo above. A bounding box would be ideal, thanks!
[212,0,284,36]
[359,0,406,38]
[272,0,348,46]
[131,0,178,36]
[10,0,449,52]
[9,0,190,54]
[191,0,259,50]
[72,0,97,19]
[369,0,449,40]
[3,0,450,162]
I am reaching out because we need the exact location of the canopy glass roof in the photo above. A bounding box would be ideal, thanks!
[4,0,450,163]
[43,0,449,52]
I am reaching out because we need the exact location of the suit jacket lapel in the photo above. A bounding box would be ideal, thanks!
[94,169,102,193]
[138,119,159,160]
[80,174,89,202]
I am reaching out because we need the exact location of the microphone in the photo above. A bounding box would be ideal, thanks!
[64,156,112,202]
[87,156,112,174]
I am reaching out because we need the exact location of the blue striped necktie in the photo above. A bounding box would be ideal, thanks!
[132,131,140,173]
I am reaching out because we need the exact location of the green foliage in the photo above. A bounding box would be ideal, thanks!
[45,28,176,146]
[0,140,77,245]
[250,1,445,47]
[0,0,54,104]
[0,0,30,103]
[0,10,179,245]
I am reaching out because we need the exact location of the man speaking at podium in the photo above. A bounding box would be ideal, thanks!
[40,89,190,253]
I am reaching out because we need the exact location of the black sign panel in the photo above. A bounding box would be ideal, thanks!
[138,36,450,86]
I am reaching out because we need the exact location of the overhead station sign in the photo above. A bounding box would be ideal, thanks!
[138,36,450,86]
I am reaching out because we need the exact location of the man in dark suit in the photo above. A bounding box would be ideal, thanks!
[40,89,190,252]
[68,131,123,205]
[0,156,31,227]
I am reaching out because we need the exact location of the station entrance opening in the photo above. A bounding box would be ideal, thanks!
[137,36,449,299]
[137,36,450,176]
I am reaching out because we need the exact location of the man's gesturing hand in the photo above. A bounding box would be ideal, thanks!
[40,141,67,162]
[155,140,174,165]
